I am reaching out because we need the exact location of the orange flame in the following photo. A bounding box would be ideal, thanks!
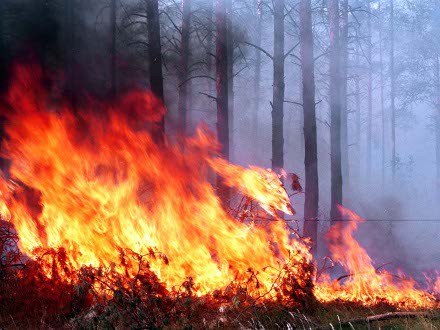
[0,66,438,308]
[314,206,437,309]
[0,66,311,297]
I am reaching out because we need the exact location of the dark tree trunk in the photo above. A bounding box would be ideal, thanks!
[252,0,263,160]
[0,1,6,91]
[215,0,230,200]
[64,0,76,106]
[329,0,342,222]
[366,1,373,179]
[379,1,386,186]
[146,0,165,144]
[272,0,285,172]
[0,0,8,174]
[206,0,214,93]
[435,55,440,199]
[340,0,349,187]
[390,0,396,183]
[110,0,117,98]
[355,52,361,184]
[178,0,191,132]
[226,0,234,158]
[300,0,319,246]
[353,40,362,185]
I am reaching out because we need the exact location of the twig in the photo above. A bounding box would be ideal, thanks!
[315,312,438,330]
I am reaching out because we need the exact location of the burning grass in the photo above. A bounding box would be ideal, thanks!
[0,65,439,328]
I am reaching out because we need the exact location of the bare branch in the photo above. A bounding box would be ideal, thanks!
[241,41,273,61]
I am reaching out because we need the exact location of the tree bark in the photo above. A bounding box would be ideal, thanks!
[110,0,117,98]
[329,0,342,222]
[340,0,349,188]
[435,55,440,199]
[379,1,386,186]
[178,0,191,132]
[390,0,396,182]
[355,55,361,185]
[216,0,230,200]
[64,0,76,107]
[0,0,6,91]
[366,1,373,179]
[300,0,319,246]
[206,0,214,93]
[226,0,234,159]
[0,0,8,174]
[272,0,285,172]
[252,0,263,160]
[146,0,165,144]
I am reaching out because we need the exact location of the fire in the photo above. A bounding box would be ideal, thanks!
[0,66,312,297]
[314,206,437,309]
[0,66,438,309]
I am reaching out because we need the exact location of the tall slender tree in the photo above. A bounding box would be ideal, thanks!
[329,0,342,222]
[390,0,396,182]
[379,1,386,185]
[215,0,230,200]
[435,55,440,198]
[110,0,117,98]
[146,0,165,144]
[64,0,76,106]
[366,1,373,178]
[226,0,234,157]
[178,0,191,132]
[300,0,319,246]
[206,0,214,93]
[355,69,361,182]
[272,0,285,172]
[340,0,349,187]
[252,0,263,160]
[0,0,7,174]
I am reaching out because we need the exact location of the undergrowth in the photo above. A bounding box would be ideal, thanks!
[0,245,438,329]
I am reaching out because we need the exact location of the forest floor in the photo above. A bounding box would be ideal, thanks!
[1,293,439,329]
[307,304,440,329]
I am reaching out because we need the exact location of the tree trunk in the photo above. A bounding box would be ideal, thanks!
[272,0,285,172]
[206,0,214,93]
[435,55,440,200]
[64,0,76,106]
[355,53,361,185]
[215,0,230,200]
[379,1,385,186]
[226,0,234,159]
[329,0,342,222]
[178,0,191,132]
[366,1,373,179]
[0,1,6,91]
[0,0,4,83]
[110,0,117,98]
[0,0,8,174]
[146,0,165,144]
[252,0,263,161]
[340,0,349,188]
[300,0,319,246]
[390,0,396,182]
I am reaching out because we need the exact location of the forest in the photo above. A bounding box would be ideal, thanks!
[0,0,439,328]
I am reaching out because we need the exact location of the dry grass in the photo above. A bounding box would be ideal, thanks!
[1,220,439,329]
